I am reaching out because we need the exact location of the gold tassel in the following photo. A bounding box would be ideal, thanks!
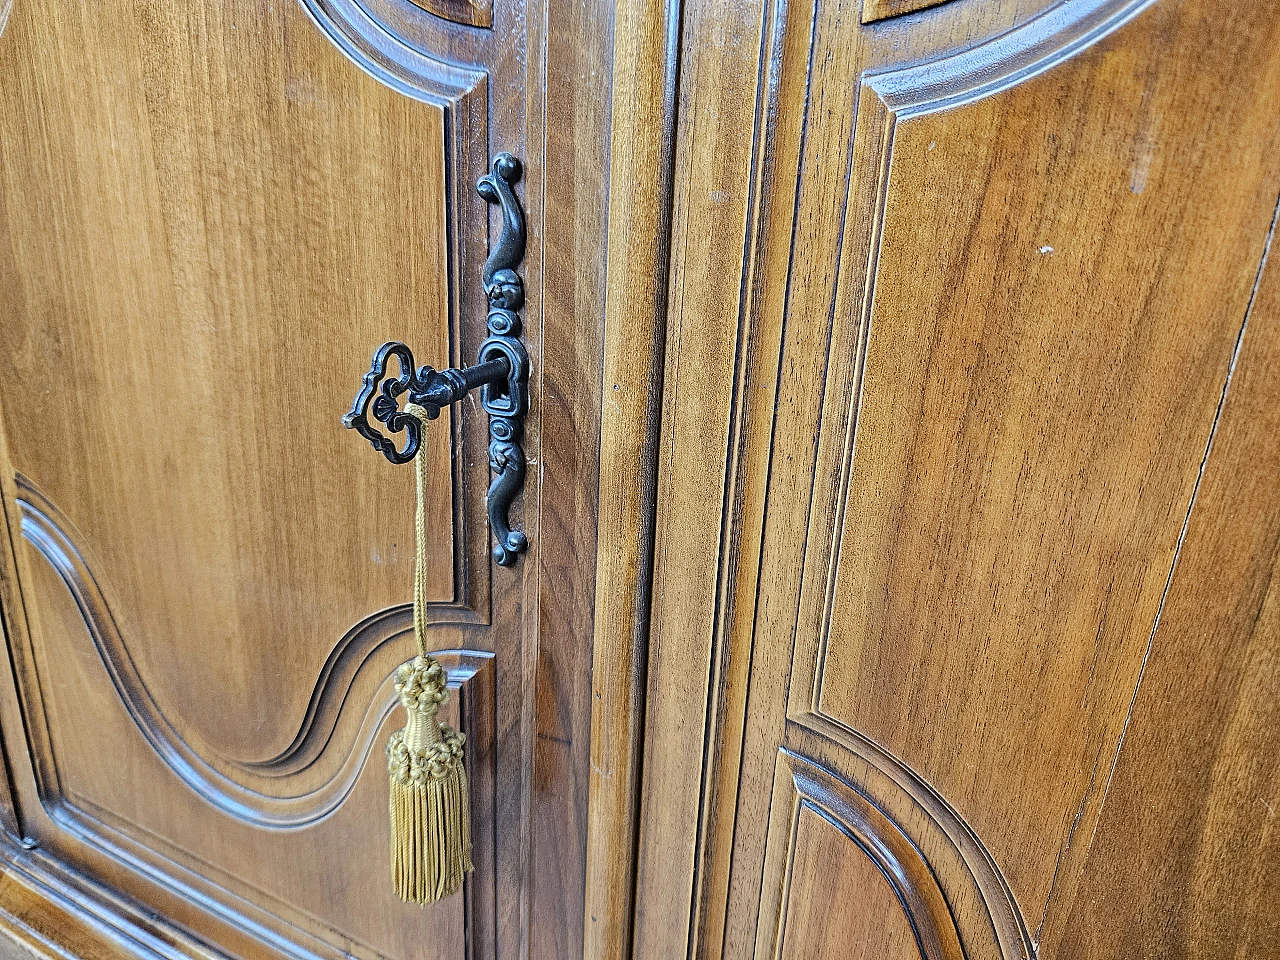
[387,656,472,901]
[387,404,473,904]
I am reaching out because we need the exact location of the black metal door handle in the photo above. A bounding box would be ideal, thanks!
[343,153,530,566]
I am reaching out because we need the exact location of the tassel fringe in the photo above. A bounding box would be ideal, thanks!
[390,763,472,902]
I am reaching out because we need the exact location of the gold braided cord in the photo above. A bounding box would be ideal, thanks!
[407,403,431,658]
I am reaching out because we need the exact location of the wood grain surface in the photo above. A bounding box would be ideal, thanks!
[0,0,457,765]
[4,0,1280,956]
[1044,197,1280,959]
[582,0,680,954]
[631,2,1059,958]
[406,0,495,28]
[755,751,968,960]
[861,0,954,25]
[811,0,1280,925]
[528,0,615,950]
[631,0,1280,957]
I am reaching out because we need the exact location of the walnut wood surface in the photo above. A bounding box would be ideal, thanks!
[0,0,459,767]
[811,0,1280,924]
[0,857,156,960]
[0,9,480,955]
[527,0,615,950]
[631,1,1055,957]
[406,0,495,28]
[4,0,1280,956]
[1046,198,1280,959]
[760,752,965,960]
[632,0,1280,958]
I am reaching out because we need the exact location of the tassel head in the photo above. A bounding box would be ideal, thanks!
[387,655,473,904]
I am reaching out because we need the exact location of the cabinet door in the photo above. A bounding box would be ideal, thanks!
[0,0,609,958]
[632,0,1280,958]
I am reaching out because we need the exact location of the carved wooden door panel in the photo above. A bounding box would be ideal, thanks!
[0,0,608,958]
[631,0,1280,958]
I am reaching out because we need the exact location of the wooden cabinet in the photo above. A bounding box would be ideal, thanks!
[2,1,1279,959]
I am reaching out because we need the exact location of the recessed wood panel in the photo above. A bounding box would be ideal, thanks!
[780,808,919,960]
[757,752,964,960]
[0,0,461,765]
[807,0,1280,925]
[629,1,1076,957]
[612,0,1280,956]
[0,0,616,951]
[22,534,498,960]
[0,0,501,956]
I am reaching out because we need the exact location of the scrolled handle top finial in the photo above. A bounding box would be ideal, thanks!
[477,152,525,299]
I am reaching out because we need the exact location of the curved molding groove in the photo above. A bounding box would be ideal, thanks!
[405,0,493,29]
[298,0,487,103]
[794,715,1034,958]
[16,475,492,827]
[773,750,965,960]
[866,0,1157,114]
[861,0,955,25]
[806,0,1167,728]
